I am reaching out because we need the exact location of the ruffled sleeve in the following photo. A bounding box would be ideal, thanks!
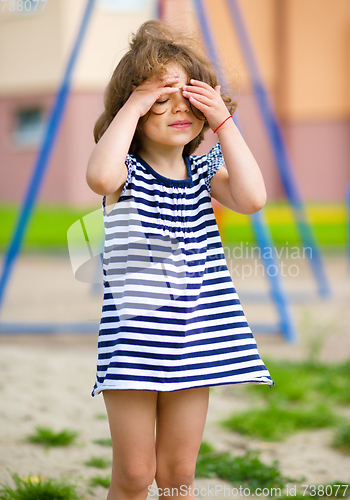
[120,154,137,196]
[102,154,137,209]
[206,142,225,181]
[193,142,225,194]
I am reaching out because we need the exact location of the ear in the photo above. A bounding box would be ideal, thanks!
[214,85,221,94]
[131,84,136,91]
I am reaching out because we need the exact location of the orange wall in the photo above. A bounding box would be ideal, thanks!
[164,0,350,121]
[279,0,350,120]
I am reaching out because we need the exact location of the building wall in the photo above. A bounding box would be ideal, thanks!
[0,92,101,205]
[194,0,350,202]
[0,0,157,207]
[0,0,349,206]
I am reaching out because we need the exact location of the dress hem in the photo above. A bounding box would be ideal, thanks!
[91,376,274,397]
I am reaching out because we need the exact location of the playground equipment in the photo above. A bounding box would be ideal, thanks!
[192,0,299,342]
[0,0,98,333]
[225,0,331,299]
[0,0,331,341]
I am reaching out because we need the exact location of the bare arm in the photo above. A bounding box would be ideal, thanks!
[86,71,181,196]
[86,105,140,195]
[183,80,267,215]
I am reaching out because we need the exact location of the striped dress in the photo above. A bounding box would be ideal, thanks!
[92,143,273,395]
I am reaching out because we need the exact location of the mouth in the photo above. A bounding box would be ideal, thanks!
[169,120,192,129]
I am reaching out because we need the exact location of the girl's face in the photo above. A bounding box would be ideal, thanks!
[139,63,205,152]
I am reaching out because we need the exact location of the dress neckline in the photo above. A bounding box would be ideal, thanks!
[135,154,193,187]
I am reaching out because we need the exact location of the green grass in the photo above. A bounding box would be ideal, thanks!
[27,426,79,449]
[0,202,347,251]
[88,475,111,489]
[221,403,339,441]
[0,473,80,500]
[93,438,112,447]
[195,442,289,489]
[247,359,350,406]
[221,359,350,442]
[0,204,98,251]
[332,424,350,454]
[95,413,108,420]
[216,202,347,247]
[84,456,111,469]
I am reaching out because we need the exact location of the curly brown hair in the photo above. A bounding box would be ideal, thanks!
[93,20,236,156]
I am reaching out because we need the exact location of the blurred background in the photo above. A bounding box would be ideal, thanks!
[0,0,349,252]
[0,1,350,497]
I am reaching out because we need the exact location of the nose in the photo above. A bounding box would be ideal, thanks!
[171,92,190,113]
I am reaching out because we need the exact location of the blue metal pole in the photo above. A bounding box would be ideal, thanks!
[191,0,298,342]
[0,0,97,313]
[250,210,298,342]
[157,0,166,19]
[225,0,331,298]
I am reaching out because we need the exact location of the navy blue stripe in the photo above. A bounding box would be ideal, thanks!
[99,353,261,373]
[105,272,233,291]
[101,283,238,306]
[97,364,270,385]
[102,297,239,315]
[104,202,214,229]
[99,321,251,340]
[98,330,253,350]
[98,342,255,361]
[121,172,204,198]
[104,223,219,247]
[100,308,244,326]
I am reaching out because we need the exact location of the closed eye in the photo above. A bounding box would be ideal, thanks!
[155,99,169,105]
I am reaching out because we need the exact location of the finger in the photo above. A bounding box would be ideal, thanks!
[183,89,212,106]
[183,84,215,98]
[187,95,210,113]
[189,97,211,114]
[140,74,179,89]
[159,87,179,96]
[189,79,213,90]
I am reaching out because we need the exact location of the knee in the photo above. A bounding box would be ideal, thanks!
[113,460,156,494]
[156,459,196,489]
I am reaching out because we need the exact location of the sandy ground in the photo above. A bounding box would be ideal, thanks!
[0,251,350,499]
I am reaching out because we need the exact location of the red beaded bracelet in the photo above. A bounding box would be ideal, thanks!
[213,115,232,134]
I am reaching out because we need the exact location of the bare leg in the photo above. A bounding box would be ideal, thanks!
[103,390,158,500]
[155,387,210,498]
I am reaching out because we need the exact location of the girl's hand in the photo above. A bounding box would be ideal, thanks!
[127,70,180,118]
[182,80,230,131]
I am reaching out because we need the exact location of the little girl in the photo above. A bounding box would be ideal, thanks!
[87,20,273,500]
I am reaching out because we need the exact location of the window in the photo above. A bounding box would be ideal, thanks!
[98,0,154,13]
[12,106,46,148]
